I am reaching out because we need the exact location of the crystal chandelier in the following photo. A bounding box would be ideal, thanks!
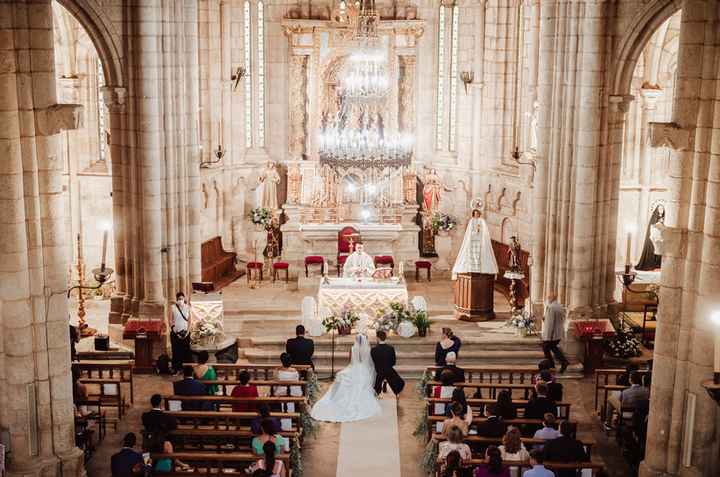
[342,50,389,101]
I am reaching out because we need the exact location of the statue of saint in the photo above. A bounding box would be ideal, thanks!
[258,161,281,210]
[507,236,522,273]
[636,203,665,271]
[452,208,498,279]
[528,100,540,154]
[421,167,451,214]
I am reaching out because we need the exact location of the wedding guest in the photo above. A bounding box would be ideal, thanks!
[170,291,192,373]
[193,350,218,395]
[474,446,510,477]
[173,365,208,411]
[434,351,465,383]
[436,328,462,366]
[532,413,562,446]
[246,441,286,477]
[543,421,588,477]
[446,388,473,427]
[525,383,557,419]
[604,371,649,430]
[231,370,259,412]
[499,427,530,462]
[541,293,569,373]
[434,369,457,398]
[72,367,91,417]
[442,402,469,437]
[475,405,506,438]
[274,353,301,397]
[438,426,472,465]
[537,370,563,402]
[522,449,555,477]
[110,433,148,477]
[142,394,177,434]
[441,450,469,477]
[251,419,288,456]
[532,360,555,384]
[495,390,517,420]
[251,403,281,435]
[285,325,315,370]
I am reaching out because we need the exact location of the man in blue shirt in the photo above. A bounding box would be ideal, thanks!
[173,365,209,410]
[523,449,555,477]
[111,433,148,477]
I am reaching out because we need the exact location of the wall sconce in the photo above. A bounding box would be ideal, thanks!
[201,145,225,168]
[231,66,248,91]
[461,71,474,94]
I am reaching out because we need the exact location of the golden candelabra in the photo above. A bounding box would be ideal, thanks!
[76,233,87,330]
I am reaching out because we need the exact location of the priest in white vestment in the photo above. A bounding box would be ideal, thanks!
[452,209,499,279]
[343,243,376,278]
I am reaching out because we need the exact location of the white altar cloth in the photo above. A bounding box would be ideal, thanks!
[317,278,408,316]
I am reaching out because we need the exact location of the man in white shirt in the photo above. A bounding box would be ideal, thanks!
[170,291,191,373]
[342,243,375,278]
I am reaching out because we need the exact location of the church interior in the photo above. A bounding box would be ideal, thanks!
[1,0,719,476]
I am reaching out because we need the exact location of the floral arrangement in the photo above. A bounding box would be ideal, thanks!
[505,308,536,333]
[420,439,439,475]
[373,302,411,333]
[249,207,272,226]
[321,306,360,333]
[604,329,642,358]
[290,438,304,477]
[307,372,320,406]
[431,212,457,233]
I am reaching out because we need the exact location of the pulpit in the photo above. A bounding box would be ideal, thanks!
[454,273,495,321]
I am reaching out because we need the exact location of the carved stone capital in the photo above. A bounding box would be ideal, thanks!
[36,103,84,135]
[648,122,692,151]
[100,86,127,113]
[653,223,686,258]
[608,94,635,114]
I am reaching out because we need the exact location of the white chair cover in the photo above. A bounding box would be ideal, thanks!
[411,295,428,312]
[397,320,417,338]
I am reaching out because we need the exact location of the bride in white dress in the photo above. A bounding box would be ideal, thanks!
[310,334,382,422]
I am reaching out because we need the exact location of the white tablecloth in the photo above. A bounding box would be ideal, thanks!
[317,278,408,316]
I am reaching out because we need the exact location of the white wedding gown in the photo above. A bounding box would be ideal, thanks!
[310,334,382,422]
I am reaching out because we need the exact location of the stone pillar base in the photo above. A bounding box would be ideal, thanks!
[8,448,85,477]
[638,460,667,477]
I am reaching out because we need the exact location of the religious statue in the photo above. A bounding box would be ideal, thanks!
[258,161,281,210]
[452,208,498,279]
[343,242,376,278]
[528,100,540,154]
[263,216,282,261]
[421,167,452,214]
[636,203,665,271]
[287,164,302,205]
[507,236,522,273]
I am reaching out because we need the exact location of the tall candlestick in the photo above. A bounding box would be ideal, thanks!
[625,232,632,266]
[101,230,108,271]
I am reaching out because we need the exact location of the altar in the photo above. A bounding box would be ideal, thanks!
[317,277,408,316]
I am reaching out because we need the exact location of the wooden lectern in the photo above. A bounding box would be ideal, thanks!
[454,273,495,321]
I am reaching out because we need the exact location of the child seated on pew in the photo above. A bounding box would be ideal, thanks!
[231,371,259,412]
[245,441,286,477]
[252,419,289,456]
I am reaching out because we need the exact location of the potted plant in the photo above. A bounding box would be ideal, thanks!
[413,310,432,337]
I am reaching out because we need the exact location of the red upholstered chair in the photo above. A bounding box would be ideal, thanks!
[247,261,263,283]
[374,255,395,270]
[304,256,325,277]
[337,226,360,276]
[415,260,432,282]
[272,261,290,282]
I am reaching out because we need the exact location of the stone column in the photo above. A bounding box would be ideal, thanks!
[288,54,308,160]
[0,1,84,476]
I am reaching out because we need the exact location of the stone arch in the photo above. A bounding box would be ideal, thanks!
[611,0,682,96]
[55,0,124,88]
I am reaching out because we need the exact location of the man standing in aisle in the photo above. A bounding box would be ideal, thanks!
[542,292,569,373]
[170,291,192,373]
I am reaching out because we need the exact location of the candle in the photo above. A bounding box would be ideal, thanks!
[101,230,108,271]
[625,232,632,266]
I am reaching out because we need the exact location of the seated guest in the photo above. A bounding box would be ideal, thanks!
[440,450,469,477]
[495,390,517,420]
[252,419,288,456]
[499,427,530,462]
[615,364,639,386]
[442,402,470,437]
[111,433,148,477]
[231,370,259,412]
[537,370,563,402]
[435,351,465,383]
[72,367,91,417]
[525,383,557,419]
[274,353,301,397]
[522,449,555,477]
[193,350,218,395]
[173,365,208,411]
[446,388,474,427]
[251,403,281,435]
[532,413,562,446]
[434,369,458,398]
[246,441,286,477]
[532,359,555,384]
[436,328,462,366]
[285,325,315,369]
[543,421,589,477]
[604,371,650,430]
[438,426,472,465]
[475,404,506,438]
[474,445,510,477]
[142,394,177,434]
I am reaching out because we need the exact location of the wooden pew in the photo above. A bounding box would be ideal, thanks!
[164,410,300,433]
[201,236,238,289]
[431,434,595,458]
[594,368,651,419]
[444,460,604,477]
[149,451,290,476]
[425,397,572,420]
[77,350,135,361]
[79,378,125,419]
[73,359,135,403]
[424,365,547,385]
[183,363,313,381]
[426,381,538,399]
[197,379,308,397]
[164,395,306,413]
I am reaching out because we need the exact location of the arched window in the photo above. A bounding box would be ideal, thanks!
[436,1,460,152]
[243,0,266,149]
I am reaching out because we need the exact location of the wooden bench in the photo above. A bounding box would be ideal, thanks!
[424,366,549,385]
[73,359,135,403]
[76,350,135,361]
[183,363,313,381]
[594,368,651,419]
[439,460,604,477]
[79,378,126,419]
[198,379,308,397]
[431,434,595,457]
[201,236,238,289]
[164,395,306,413]
[149,451,290,476]
[165,410,300,432]
[425,397,572,420]
[427,381,539,399]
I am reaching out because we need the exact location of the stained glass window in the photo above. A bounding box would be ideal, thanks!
[257,1,265,146]
[436,5,446,150]
[449,5,459,152]
[243,0,252,148]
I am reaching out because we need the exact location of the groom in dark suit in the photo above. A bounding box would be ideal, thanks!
[371,330,405,396]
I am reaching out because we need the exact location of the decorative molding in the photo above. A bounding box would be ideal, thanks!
[608,94,635,114]
[648,122,692,151]
[36,103,84,135]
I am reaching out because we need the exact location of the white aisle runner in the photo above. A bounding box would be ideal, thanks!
[335,395,402,477]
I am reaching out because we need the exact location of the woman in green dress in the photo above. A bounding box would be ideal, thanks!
[193,350,219,395]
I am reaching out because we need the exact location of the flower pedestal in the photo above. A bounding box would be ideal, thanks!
[434,232,452,271]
